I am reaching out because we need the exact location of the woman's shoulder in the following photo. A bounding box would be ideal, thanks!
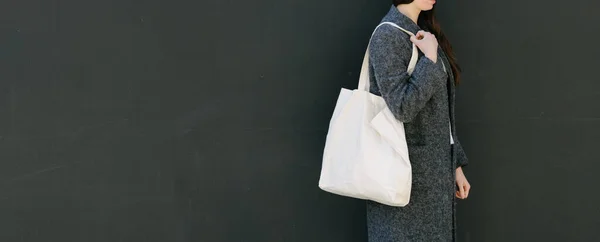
[369,23,413,54]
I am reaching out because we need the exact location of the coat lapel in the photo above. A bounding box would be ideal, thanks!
[439,50,456,134]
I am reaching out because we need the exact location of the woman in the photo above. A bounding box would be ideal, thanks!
[367,1,471,241]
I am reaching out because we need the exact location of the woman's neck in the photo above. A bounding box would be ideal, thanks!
[396,4,421,23]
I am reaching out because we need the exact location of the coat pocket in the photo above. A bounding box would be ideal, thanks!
[407,145,433,174]
[403,117,427,146]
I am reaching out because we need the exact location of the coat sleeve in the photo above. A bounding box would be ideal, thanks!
[369,26,448,123]
[455,139,469,167]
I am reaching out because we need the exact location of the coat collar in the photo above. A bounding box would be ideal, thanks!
[382,5,421,34]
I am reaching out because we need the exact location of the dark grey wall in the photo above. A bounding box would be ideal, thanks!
[1,0,599,241]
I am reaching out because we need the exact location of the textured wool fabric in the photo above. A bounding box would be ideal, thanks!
[366,6,469,242]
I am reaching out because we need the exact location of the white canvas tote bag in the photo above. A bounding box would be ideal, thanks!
[318,22,418,207]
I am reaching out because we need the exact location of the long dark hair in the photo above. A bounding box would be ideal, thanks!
[393,1,462,84]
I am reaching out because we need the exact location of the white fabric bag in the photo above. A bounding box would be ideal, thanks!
[318,22,418,207]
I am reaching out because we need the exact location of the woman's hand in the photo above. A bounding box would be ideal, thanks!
[410,31,439,63]
[455,167,471,199]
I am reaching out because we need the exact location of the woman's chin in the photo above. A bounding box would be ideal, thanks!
[420,4,434,11]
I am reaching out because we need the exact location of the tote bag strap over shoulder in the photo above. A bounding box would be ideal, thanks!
[357,22,419,92]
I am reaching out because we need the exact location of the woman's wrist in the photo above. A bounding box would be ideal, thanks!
[425,54,437,63]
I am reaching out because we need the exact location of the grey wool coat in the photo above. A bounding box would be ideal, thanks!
[366,6,469,242]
